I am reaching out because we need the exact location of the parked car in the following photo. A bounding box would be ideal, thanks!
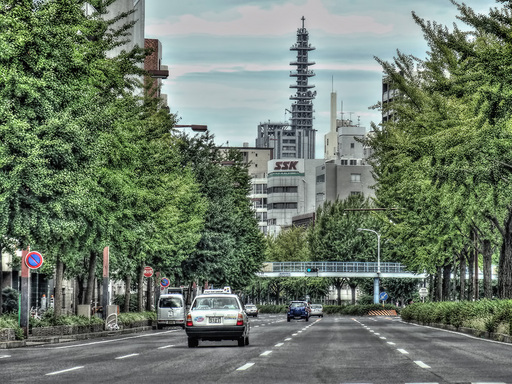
[245,304,258,317]
[157,294,186,329]
[287,301,310,322]
[185,287,250,347]
[310,304,323,317]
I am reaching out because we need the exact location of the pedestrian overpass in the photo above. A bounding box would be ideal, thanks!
[256,262,427,279]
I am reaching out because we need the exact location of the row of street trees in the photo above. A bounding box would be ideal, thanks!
[0,0,264,316]
[363,1,512,300]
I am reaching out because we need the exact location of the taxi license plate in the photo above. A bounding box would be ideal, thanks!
[208,317,222,324]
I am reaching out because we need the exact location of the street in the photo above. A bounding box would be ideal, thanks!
[2,314,512,383]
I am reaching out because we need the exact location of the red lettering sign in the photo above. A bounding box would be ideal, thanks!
[274,161,299,171]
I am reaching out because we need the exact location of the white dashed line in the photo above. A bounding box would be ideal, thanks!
[275,342,284,347]
[397,349,409,354]
[380,337,387,340]
[237,363,255,371]
[285,338,292,341]
[46,366,84,376]
[115,353,139,360]
[414,361,431,368]
[158,345,175,349]
[387,342,396,345]
[0,355,11,359]
[260,351,272,356]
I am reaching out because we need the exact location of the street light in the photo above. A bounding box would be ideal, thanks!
[174,124,208,132]
[357,228,381,304]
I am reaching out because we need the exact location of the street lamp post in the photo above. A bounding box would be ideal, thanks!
[357,228,381,304]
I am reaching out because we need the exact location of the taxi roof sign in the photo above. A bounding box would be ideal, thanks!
[203,286,231,294]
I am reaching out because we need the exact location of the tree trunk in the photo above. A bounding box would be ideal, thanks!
[54,258,64,318]
[482,239,493,299]
[85,250,97,305]
[435,266,442,301]
[350,284,357,305]
[137,262,144,312]
[124,274,131,313]
[498,210,512,299]
[442,264,451,301]
[460,250,466,301]
[468,251,474,300]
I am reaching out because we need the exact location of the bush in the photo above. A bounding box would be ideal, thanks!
[0,313,24,340]
[118,311,155,326]
[2,287,19,314]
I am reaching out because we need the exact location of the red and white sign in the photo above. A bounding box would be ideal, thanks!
[143,266,154,278]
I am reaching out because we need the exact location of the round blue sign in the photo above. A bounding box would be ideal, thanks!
[379,292,389,301]
[160,277,170,288]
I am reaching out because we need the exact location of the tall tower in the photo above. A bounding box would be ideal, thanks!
[289,16,316,158]
[255,17,317,159]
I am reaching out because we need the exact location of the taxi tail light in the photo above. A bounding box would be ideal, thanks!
[236,313,244,326]
[186,313,193,327]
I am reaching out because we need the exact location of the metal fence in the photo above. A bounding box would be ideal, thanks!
[260,261,411,274]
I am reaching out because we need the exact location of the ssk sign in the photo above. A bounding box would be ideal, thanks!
[274,161,299,171]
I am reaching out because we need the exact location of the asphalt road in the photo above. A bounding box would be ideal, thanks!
[2,314,512,383]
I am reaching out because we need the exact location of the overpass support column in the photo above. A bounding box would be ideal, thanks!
[373,277,380,304]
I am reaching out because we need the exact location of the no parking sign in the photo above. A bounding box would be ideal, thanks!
[160,277,170,288]
[25,251,43,270]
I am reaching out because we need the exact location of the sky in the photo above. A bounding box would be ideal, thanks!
[144,0,496,158]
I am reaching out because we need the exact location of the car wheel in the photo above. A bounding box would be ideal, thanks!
[188,337,198,348]
[238,337,246,347]
[305,316,309,322]
[255,314,258,318]
[157,324,163,330]
[287,317,291,322]
[245,336,249,346]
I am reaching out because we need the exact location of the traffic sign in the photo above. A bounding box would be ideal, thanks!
[419,287,428,298]
[379,291,388,301]
[143,266,154,278]
[25,251,43,270]
[160,277,170,288]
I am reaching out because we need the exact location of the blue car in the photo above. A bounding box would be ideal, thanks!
[287,301,310,322]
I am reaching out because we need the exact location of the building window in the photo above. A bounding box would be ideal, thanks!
[341,160,348,165]
[350,160,357,165]
[316,174,325,183]
[350,143,355,148]
[350,191,362,196]
[350,173,361,183]
[268,202,298,209]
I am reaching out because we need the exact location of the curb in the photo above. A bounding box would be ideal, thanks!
[0,326,153,349]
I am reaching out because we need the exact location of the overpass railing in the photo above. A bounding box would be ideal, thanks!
[260,261,409,274]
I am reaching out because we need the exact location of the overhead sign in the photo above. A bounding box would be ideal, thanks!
[379,292,389,301]
[143,266,154,278]
[160,277,170,288]
[25,251,43,270]
[419,287,428,298]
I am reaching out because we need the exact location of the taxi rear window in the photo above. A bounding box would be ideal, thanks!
[192,296,239,310]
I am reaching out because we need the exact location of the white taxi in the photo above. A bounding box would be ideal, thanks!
[185,287,250,348]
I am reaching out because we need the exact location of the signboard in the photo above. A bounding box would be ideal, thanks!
[419,287,428,298]
[160,277,170,288]
[268,159,305,174]
[143,266,154,278]
[25,251,43,270]
[379,292,389,301]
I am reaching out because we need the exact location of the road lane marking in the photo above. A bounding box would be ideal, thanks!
[46,366,84,376]
[44,331,176,349]
[158,345,175,349]
[237,363,255,371]
[414,361,431,368]
[275,342,284,347]
[115,353,139,360]
[380,337,387,340]
[285,338,292,341]
[0,355,11,359]
[397,349,409,354]
[260,351,272,356]
[387,342,396,345]
[292,333,298,336]
[374,333,380,335]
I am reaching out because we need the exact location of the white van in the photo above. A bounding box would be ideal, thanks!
[157,294,186,329]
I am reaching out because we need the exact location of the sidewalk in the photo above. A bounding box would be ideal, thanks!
[0,325,153,349]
